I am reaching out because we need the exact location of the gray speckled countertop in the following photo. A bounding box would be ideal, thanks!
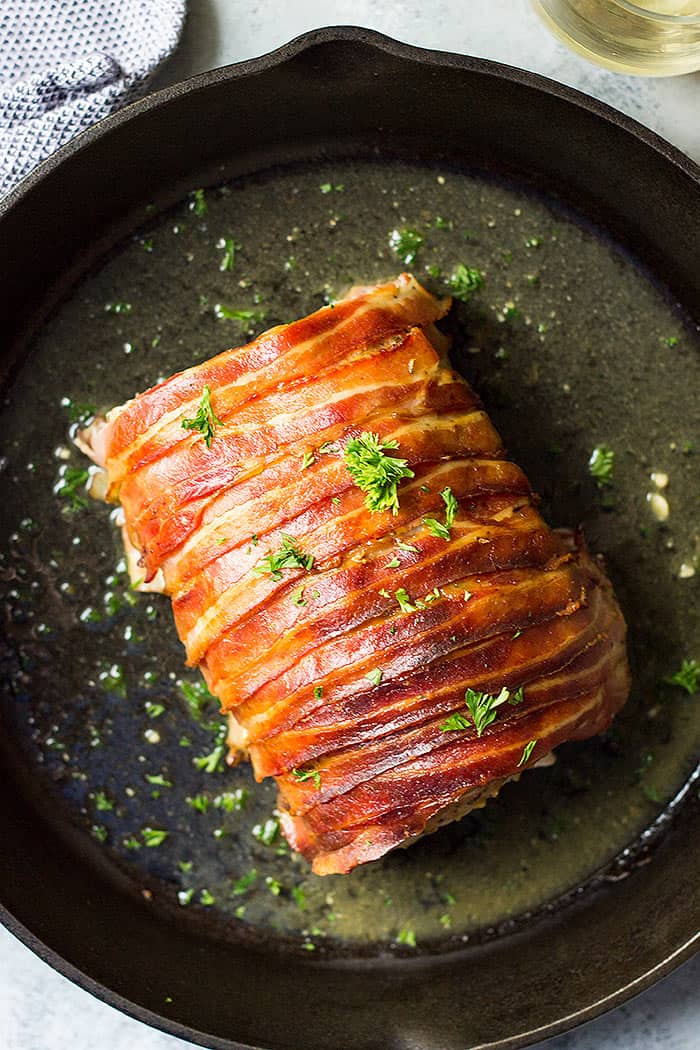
[3,2,699,1048]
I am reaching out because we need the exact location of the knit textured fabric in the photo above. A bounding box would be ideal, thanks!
[0,0,185,197]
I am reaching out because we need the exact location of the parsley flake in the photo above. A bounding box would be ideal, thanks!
[301,451,316,470]
[292,766,321,788]
[186,794,210,813]
[518,740,537,766]
[54,466,90,512]
[314,685,323,699]
[189,188,207,215]
[142,827,169,847]
[395,588,417,613]
[366,668,383,687]
[94,791,113,812]
[181,386,222,449]
[232,869,258,896]
[218,237,239,272]
[450,264,485,302]
[665,658,699,695]
[344,432,414,514]
[588,444,614,487]
[424,517,451,540]
[389,227,423,266]
[396,540,419,553]
[291,587,307,607]
[424,486,459,540]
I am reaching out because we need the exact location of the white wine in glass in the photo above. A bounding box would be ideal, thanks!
[532,0,700,75]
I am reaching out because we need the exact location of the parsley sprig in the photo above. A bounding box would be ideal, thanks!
[441,685,524,737]
[253,534,314,580]
[344,432,414,515]
[181,386,222,449]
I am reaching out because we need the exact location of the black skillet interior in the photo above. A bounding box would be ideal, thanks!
[1,27,699,1050]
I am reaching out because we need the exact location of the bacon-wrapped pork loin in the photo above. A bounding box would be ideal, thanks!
[81,275,630,874]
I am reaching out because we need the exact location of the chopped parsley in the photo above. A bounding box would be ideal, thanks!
[314,685,324,699]
[344,432,414,515]
[291,886,307,910]
[181,385,222,449]
[213,304,267,324]
[265,876,282,897]
[218,237,239,272]
[61,398,96,425]
[145,773,172,788]
[424,486,458,540]
[145,701,165,719]
[178,860,193,873]
[199,889,215,906]
[253,534,314,580]
[213,788,248,811]
[518,740,537,766]
[440,711,471,732]
[441,685,524,736]
[291,587,307,607]
[142,827,169,847]
[396,928,417,947]
[366,668,383,687]
[387,556,401,568]
[54,466,90,511]
[395,540,419,553]
[232,869,258,895]
[394,587,417,613]
[186,793,210,813]
[292,766,321,788]
[94,791,113,812]
[301,451,316,470]
[389,227,423,266]
[252,817,280,846]
[178,675,217,722]
[424,516,450,540]
[588,444,614,487]
[665,658,699,695]
[450,264,485,301]
[193,723,228,774]
[189,188,207,215]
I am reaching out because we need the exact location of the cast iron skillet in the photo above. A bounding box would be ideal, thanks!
[1,27,699,1050]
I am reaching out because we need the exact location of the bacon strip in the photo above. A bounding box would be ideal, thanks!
[83,274,630,875]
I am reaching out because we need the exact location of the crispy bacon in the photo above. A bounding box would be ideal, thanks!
[83,274,630,875]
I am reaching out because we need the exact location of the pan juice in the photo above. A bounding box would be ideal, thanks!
[1,161,698,951]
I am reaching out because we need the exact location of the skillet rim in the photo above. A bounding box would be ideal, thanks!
[1,23,699,1050]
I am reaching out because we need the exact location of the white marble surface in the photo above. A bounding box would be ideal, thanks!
[4,2,699,1048]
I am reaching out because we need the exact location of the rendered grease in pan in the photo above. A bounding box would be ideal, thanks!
[0,162,698,951]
